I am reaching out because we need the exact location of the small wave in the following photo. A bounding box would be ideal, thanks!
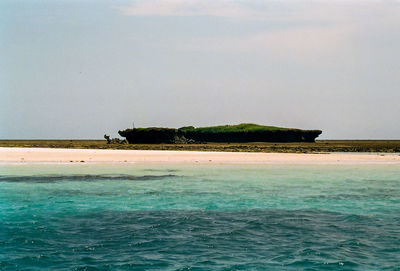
[0,174,179,183]
[144,169,179,173]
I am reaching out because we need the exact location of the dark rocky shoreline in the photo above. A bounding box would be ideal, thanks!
[1,140,400,153]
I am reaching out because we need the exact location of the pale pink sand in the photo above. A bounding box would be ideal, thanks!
[1,147,399,164]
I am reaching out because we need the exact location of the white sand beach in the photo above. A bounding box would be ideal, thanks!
[1,147,399,164]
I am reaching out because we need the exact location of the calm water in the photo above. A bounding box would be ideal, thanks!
[1,164,399,270]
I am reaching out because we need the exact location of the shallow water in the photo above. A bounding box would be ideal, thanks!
[1,164,399,270]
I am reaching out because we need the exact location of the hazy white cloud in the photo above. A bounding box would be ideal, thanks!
[118,0,400,21]
[175,24,355,60]
[118,0,262,19]
[127,0,399,63]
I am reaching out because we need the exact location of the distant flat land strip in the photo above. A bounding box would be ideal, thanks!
[1,140,400,153]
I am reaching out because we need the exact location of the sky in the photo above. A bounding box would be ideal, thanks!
[1,0,399,139]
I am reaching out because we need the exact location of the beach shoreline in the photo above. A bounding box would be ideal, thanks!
[1,147,399,164]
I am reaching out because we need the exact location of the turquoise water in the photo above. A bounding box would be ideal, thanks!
[1,164,399,270]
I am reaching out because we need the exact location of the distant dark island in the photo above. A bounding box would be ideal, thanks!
[118,123,322,144]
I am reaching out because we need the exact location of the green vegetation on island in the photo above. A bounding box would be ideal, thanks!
[118,123,322,144]
[178,123,286,133]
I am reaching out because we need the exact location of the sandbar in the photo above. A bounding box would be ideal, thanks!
[1,147,400,164]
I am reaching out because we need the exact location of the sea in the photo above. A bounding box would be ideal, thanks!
[1,163,399,270]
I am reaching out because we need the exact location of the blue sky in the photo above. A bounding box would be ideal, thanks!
[1,0,399,139]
